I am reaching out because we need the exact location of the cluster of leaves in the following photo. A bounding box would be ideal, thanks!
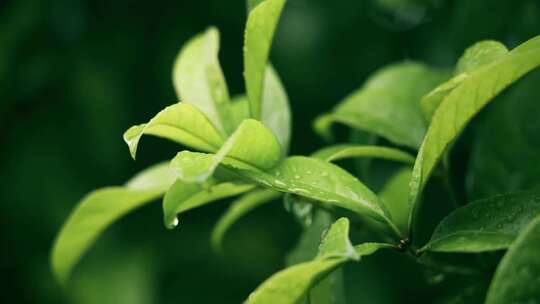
[51,0,540,302]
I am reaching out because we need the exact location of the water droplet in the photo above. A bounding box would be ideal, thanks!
[294,175,300,179]
[322,172,329,177]
[169,217,179,228]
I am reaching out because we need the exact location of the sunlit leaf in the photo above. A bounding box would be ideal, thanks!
[162,179,254,229]
[51,163,177,284]
[421,190,540,253]
[485,214,540,304]
[123,103,224,159]
[315,62,449,148]
[244,0,286,119]
[169,119,281,183]
[408,35,540,233]
[312,144,414,164]
[172,27,233,135]
[211,188,280,251]
[225,156,402,237]
[245,218,389,304]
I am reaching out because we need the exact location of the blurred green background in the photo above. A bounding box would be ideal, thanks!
[1,0,539,303]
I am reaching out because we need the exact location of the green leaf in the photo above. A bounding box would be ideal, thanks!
[123,103,224,159]
[225,156,402,237]
[485,214,540,304]
[211,188,280,252]
[162,179,254,229]
[455,40,509,75]
[261,65,291,155]
[285,211,345,304]
[314,62,449,148]
[316,218,359,260]
[247,0,266,12]
[51,163,177,284]
[421,191,540,253]
[172,27,233,135]
[466,70,540,200]
[378,168,412,235]
[170,119,281,183]
[408,35,540,233]
[244,0,286,119]
[245,218,389,304]
[421,41,509,120]
[229,95,250,130]
[312,144,415,164]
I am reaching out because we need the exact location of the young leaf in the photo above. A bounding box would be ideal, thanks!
[211,188,280,252]
[247,0,265,12]
[225,156,402,237]
[123,103,224,159]
[312,144,415,164]
[314,62,449,148]
[261,65,291,155]
[245,218,389,304]
[408,35,540,233]
[169,119,281,183]
[421,191,540,253]
[162,179,254,229]
[421,41,509,120]
[172,27,233,135]
[378,168,412,235]
[244,0,286,119]
[485,214,540,304]
[51,163,177,284]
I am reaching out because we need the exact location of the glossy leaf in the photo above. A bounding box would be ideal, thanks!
[312,144,414,164]
[172,27,233,135]
[378,168,412,235]
[409,35,540,232]
[244,0,286,119]
[246,218,389,304]
[162,179,253,229]
[123,103,224,159]
[485,214,540,304]
[261,65,291,154]
[315,62,449,148]
[421,41,508,120]
[211,188,280,251]
[225,156,402,237]
[421,191,540,253]
[51,163,177,284]
[169,119,281,183]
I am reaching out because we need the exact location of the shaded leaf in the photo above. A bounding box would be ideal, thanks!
[408,35,540,233]
[421,191,540,253]
[162,179,254,229]
[246,218,389,304]
[51,163,177,283]
[211,188,280,252]
[466,70,540,200]
[312,144,414,164]
[172,27,233,134]
[244,0,286,119]
[169,119,281,183]
[378,168,412,235]
[485,214,540,304]
[123,103,224,159]
[315,62,449,148]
